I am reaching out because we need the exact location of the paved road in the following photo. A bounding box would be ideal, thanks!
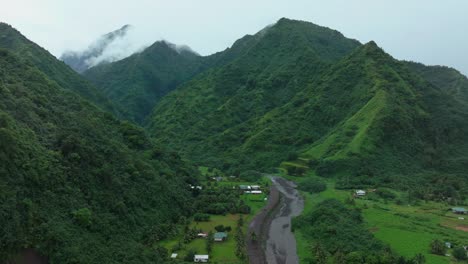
[265,177,304,264]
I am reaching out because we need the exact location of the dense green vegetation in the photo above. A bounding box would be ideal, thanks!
[0,23,123,117]
[147,18,468,203]
[83,41,209,123]
[148,18,360,172]
[0,47,198,263]
[294,199,389,263]
[407,61,468,104]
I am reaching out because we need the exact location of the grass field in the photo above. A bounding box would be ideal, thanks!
[288,173,468,264]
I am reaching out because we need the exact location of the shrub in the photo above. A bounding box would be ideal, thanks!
[453,247,467,261]
[194,213,210,222]
[298,178,326,193]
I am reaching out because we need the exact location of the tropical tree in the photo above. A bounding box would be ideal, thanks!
[206,231,214,254]
[429,240,446,255]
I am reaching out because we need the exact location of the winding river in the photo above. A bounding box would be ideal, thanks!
[265,177,304,264]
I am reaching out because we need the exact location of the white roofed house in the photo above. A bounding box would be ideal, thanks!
[355,190,366,196]
[194,254,209,262]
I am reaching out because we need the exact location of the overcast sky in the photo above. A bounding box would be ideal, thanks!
[1,0,467,75]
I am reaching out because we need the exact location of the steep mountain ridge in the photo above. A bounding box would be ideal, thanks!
[0,23,123,117]
[0,32,197,263]
[84,40,206,123]
[60,24,132,73]
[147,18,362,171]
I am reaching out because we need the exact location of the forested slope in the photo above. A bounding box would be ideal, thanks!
[0,46,196,263]
[0,23,123,118]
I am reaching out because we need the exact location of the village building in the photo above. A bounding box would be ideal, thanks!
[170,253,178,259]
[451,207,467,214]
[250,185,261,190]
[251,190,263,194]
[194,255,209,262]
[213,232,228,242]
[239,185,251,190]
[355,190,366,196]
[197,233,208,238]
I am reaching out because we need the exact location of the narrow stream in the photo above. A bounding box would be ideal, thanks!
[265,177,304,264]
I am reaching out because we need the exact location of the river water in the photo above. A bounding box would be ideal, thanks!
[265,177,304,264]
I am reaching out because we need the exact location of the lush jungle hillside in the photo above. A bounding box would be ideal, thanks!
[0,42,197,263]
[148,18,360,167]
[0,23,123,118]
[83,41,207,123]
[147,19,468,198]
[406,61,468,104]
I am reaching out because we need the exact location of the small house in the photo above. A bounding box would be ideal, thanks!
[171,253,178,259]
[445,242,452,248]
[194,255,209,262]
[239,185,251,190]
[251,190,263,194]
[251,185,261,190]
[214,232,228,242]
[197,233,208,238]
[451,207,467,214]
[355,190,366,196]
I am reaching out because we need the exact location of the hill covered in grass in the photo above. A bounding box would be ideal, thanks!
[0,31,198,263]
[147,19,468,199]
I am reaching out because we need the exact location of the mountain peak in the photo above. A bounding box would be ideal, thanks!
[355,40,391,60]
[60,24,134,72]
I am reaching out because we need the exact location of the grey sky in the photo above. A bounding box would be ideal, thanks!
[1,0,468,75]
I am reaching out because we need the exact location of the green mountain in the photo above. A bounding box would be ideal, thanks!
[0,32,197,263]
[147,18,362,170]
[83,41,207,123]
[0,22,123,117]
[406,61,468,103]
[147,19,468,197]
